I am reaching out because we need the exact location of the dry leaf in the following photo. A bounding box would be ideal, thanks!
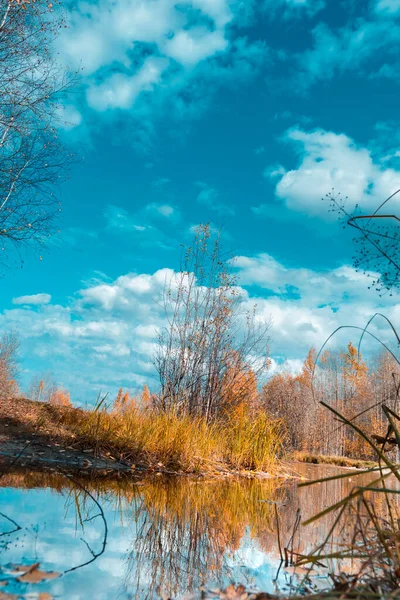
[18,570,59,584]
[0,592,18,600]
[219,584,248,600]
[13,564,60,585]
[11,563,40,574]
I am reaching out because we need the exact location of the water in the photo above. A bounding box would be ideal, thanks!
[0,463,380,599]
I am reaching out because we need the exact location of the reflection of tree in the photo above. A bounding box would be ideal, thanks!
[2,467,398,598]
[125,478,281,599]
[62,474,108,575]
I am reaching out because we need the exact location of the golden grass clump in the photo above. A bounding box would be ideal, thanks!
[60,402,285,474]
[222,406,286,472]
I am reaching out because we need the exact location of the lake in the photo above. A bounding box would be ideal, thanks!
[0,463,381,599]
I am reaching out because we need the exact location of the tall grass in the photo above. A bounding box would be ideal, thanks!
[222,406,286,471]
[60,404,285,474]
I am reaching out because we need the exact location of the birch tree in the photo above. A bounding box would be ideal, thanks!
[0,0,73,264]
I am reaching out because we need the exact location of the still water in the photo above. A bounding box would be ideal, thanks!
[0,464,379,599]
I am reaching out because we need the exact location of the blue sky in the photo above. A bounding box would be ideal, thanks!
[2,0,400,403]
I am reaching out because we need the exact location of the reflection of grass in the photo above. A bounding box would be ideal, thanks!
[126,477,284,598]
[0,467,286,598]
[293,451,377,470]
[60,404,286,474]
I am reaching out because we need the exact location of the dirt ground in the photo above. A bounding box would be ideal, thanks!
[0,397,142,478]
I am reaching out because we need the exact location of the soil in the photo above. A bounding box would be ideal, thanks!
[0,397,143,478]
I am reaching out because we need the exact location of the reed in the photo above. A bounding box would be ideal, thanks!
[297,401,400,598]
[59,403,285,475]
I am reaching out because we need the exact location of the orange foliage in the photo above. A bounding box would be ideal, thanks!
[49,387,71,407]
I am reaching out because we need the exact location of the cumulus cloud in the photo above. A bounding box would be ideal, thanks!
[12,294,52,306]
[232,253,400,361]
[58,0,269,141]
[263,127,400,217]
[2,254,399,404]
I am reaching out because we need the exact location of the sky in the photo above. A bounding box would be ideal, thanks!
[2,0,400,404]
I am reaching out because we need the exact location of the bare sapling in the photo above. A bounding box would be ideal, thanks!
[154,224,271,421]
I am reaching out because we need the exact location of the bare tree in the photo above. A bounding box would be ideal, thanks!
[0,331,19,399]
[0,0,74,265]
[154,224,271,421]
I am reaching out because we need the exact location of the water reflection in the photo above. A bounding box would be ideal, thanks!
[0,464,387,599]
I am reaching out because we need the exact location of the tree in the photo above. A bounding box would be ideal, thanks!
[0,0,74,264]
[0,331,19,399]
[154,224,271,421]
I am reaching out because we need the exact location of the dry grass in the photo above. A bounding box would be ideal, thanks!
[293,451,377,470]
[295,401,400,599]
[56,403,286,475]
[222,406,285,471]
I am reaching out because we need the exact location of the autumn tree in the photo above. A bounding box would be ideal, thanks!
[154,224,271,421]
[28,372,71,406]
[0,0,74,264]
[0,332,19,399]
[48,387,71,407]
[220,352,258,414]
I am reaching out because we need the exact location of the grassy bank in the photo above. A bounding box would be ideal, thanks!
[293,450,377,469]
[62,403,286,474]
[0,397,286,476]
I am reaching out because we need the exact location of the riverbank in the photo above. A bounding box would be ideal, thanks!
[293,450,377,469]
[0,397,287,479]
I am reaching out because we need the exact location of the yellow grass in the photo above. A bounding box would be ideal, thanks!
[60,404,285,475]
[293,450,377,469]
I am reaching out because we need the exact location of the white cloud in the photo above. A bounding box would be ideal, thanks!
[233,253,400,360]
[164,29,228,67]
[145,202,178,219]
[12,293,52,306]
[57,0,269,143]
[375,0,400,14]
[2,255,399,405]
[87,57,168,111]
[195,181,235,216]
[295,12,400,89]
[266,127,400,217]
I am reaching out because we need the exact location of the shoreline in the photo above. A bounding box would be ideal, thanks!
[0,397,290,481]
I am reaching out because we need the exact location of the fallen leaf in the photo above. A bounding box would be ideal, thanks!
[15,564,60,584]
[219,584,248,600]
[11,563,40,574]
[0,592,18,600]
